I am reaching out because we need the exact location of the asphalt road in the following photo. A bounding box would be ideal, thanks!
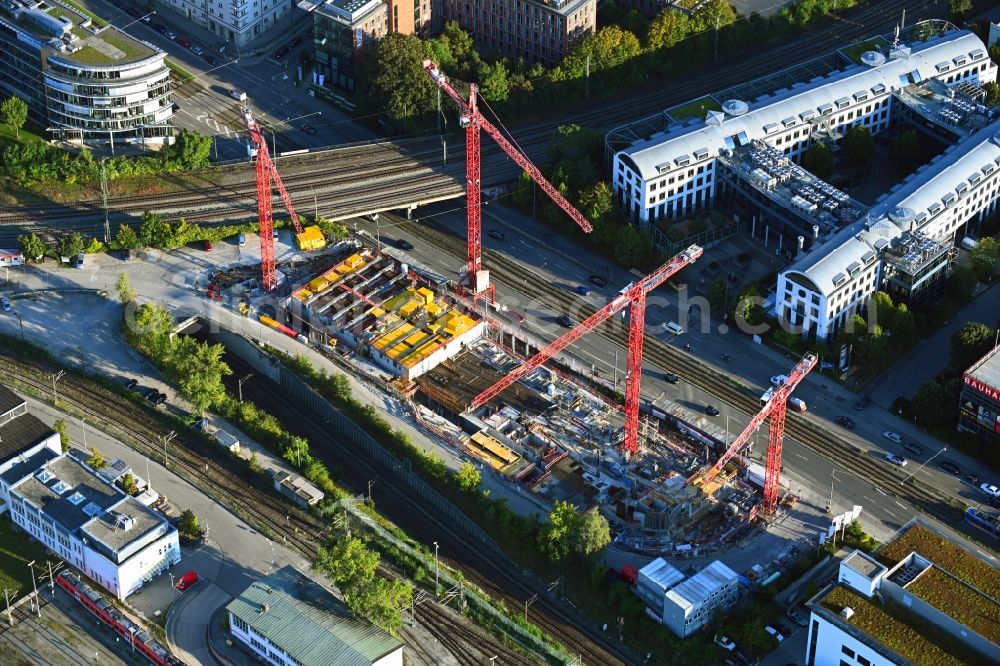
[353,202,1000,542]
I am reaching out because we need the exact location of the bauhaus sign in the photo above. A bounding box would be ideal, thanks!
[964,375,1000,401]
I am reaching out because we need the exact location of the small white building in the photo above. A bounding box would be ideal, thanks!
[227,565,404,666]
[632,557,740,638]
[7,454,180,600]
[272,469,325,507]
[806,524,1000,665]
[0,250,23,267]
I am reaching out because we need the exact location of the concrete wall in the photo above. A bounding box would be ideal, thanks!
[204,318,282,384]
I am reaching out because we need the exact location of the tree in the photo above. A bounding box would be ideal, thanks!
[692,0,737,32]
[161,129,212,170]
[55,231,85,260]
[350,577,413,635]
[138,211,174,248]
[314,216,349,243]
[85,446,107,469]
[18,233,46,262]
[479,61,510,103]
[970,236,1000,281]
[950,321,993,370]
[116,272,135,305]
[648,8,690,50]
[53,418,70,453]
[842,125,874,164]
[367,34,438,130]
[707,277,727,308]
[0,96,28,139]
[984,81,1000,107]
[614,224,651,267]
[537,500,580,563]
[164,336,232,412]
[734,286,765,328]
[949,0,971,18]
[575,508,611,558]
[178,509,201,540]
[455,461,481,494]
[854,324,888,366]
[563,26,642,79]
[802,142,834,180]
[889,130,921,175]
[122,473,139,496]
[949,265,978,301]
[313,537,379,591]
[912,380,953,427]
[116,224,140,250]
[127,303,174,358]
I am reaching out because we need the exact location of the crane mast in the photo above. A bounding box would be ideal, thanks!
[242,107,305,291]
[472,245,703,454]
[423,60,593,302]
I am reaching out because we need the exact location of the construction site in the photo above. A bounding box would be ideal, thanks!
[207,66,818,564]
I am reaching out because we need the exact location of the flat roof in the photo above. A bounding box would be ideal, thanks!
[0,412,54,462]
[226,566,402,666]
[966,346,1000,392]
[79,496,164,553]
[818,584,987,665]
[0,0,159,68]
[12,454,123,531]
[638,558,686,593]
[0,446,59,486]
[841,550,885,581]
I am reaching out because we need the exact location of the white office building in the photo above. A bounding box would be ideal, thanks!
[633,558,740,638]
[163,0,294,46]
[608,27,995,226]
[0,385,61,514]
[805,524,999,665]
[7,453,180,600]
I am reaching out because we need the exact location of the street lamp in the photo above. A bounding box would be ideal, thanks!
[27,560,39,617]
[81,417,88,450]
[238,373,254,403]
[49,370,65,403]
[901,447,948,485]
[433,541,439,593]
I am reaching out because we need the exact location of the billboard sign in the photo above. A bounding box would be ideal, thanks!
[964,374,1000,401]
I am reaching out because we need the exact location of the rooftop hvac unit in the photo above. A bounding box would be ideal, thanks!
[840,607,855,620]
[859,51,886,67]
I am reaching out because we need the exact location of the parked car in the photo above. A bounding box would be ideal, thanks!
[190,44,204,55]
[203,240,213,251]
[0,298,10,312]
[786,609,808,626]
[774,623,791,636]
[140,12,152,22]
[154,392,167,405]
[163,30,175,39]
[965,473,979,485]
[203,54,217,66]
[885,453,907,467]
[301,124,315,135]
[882,431,904,443]
[395,239,414,251]
[939,460,961,475]
[713,635,736,651]
[705,405,720,416]
[903,442,924,457]
[238,233,246,246]
[273,46,289,59]
[770,374,788,387]
[144,388,160,402]
[176,570,199,590]
[589,274,608,287]
[854,395,872,411]
[834,415,855,429]
[487,229,505,240]
[152,23,166,33]
[764,625,785,643]
[124,378,138,389]
[556,315,572,328]
[290,36,303,47]
[663,372,680,384]
[734,650,759,666]
[229,89,247,101]
[574,285,591,296]
[980,483,1000,498]
[176,37,191,48]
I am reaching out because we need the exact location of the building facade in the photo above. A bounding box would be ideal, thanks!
[0,0,173,144]
[440,0,595,67]
[633,558,739,638]
[227,565,404,666]
[163,0,294,46]
[805,523,999,665]
[958,346,1000,439]
[302,0,388,93]
[7,453,180,600]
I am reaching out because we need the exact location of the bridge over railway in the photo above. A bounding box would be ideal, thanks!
[0,0,949,245]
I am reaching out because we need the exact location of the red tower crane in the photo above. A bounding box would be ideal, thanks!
[688,352,818,514]
[242,108,305,291]
[423,61,593,302]
[471,245,703,454]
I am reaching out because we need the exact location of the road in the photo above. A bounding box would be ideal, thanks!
[353,201,1000,541]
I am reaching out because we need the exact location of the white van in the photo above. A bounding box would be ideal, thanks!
[663,321,684,335]
[229,89,248,102]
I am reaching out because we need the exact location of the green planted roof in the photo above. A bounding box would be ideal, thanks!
[226,565,402,666]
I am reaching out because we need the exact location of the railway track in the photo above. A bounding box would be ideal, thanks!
[0,353,526,664]
[221,350,633,665]
[0,0,946,239]
[398,217,963,527]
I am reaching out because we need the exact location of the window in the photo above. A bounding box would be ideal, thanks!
[233,615,249,632]
[841,645,855,658]
[858,657,870,666]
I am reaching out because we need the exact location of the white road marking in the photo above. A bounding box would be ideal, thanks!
[874,487,886,496]
[895,501,906,509]
[883,508,897,518]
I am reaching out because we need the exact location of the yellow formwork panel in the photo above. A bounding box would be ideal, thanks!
[372,322,413,351]
[398,300,421,318]
[416,287,434,305]
[342,253,365,270]
[296,225,326,251]
[308,276,330,292]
